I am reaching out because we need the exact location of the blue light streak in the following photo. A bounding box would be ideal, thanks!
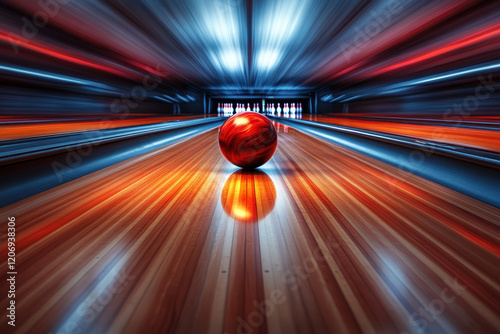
[0,65,113,90]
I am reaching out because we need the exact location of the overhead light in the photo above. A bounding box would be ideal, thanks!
[256,49,281,71]
[176,94,189,102]
[0,64,112,90]
[221,49,243,71]
[154,96,171,103]
[202,1,242,45]
[321,94,333,102]
[211,49,243,72]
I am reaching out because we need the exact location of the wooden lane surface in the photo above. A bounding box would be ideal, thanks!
[0,124,499,334]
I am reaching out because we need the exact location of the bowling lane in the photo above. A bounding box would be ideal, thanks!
[297,114,500,153]
[0,114,213,141]
[1,125,500,334]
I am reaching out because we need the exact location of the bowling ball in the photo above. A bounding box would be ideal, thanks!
[218,112,277,169]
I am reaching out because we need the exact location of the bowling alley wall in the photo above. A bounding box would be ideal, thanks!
[315,78,500,115]
[0,86,205,116]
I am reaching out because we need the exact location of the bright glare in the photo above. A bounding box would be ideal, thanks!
[256,49,282,71]
[210,49,244,72]
[233,206,250,220]
[220,49,243,71]
[233,117,249,126]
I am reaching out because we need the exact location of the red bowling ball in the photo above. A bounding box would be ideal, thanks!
[218,112,278,168]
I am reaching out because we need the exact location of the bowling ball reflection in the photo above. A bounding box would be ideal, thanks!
[221,169,277,223]
[218,112,278,169]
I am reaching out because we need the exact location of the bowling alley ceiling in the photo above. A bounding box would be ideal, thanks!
[1,0,499,97]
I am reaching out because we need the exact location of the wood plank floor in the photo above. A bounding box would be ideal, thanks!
[1,124,499,334]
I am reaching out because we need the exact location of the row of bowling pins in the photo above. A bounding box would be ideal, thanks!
[217,103,260,116]
[217,102,303,117]
[266,103,302,117]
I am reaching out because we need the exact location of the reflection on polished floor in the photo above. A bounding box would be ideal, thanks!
[1,126,499,334]
[221,169,277,223]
